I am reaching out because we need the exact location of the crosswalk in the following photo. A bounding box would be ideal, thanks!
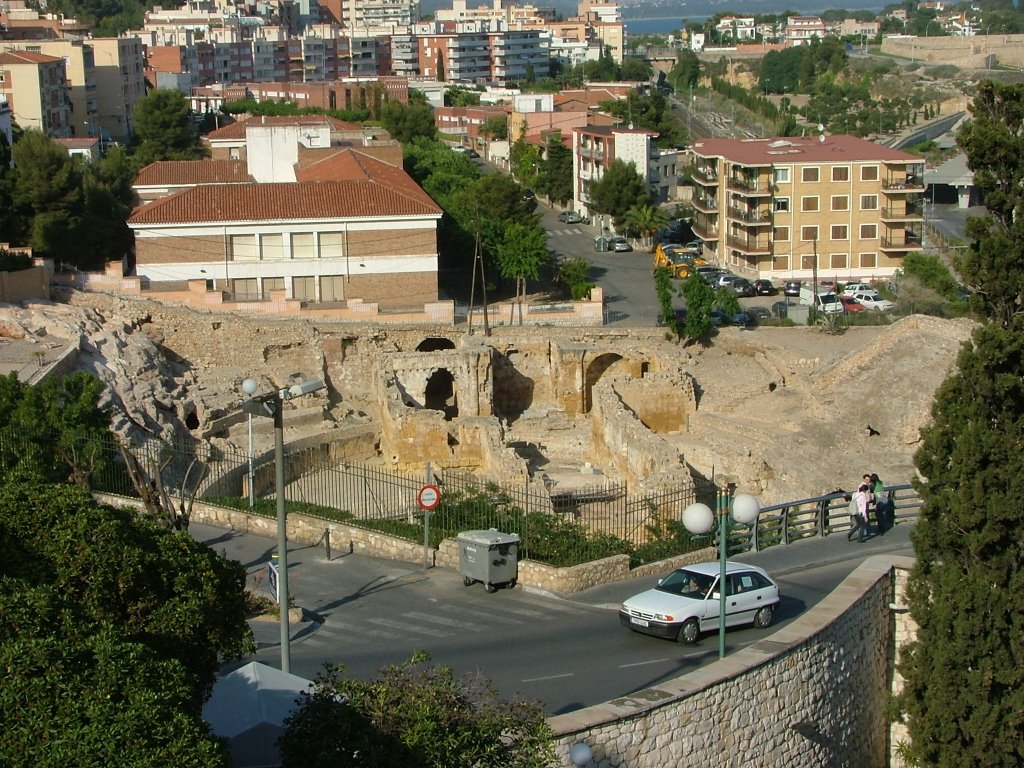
[297,596,582,649]
[546,227,586,237]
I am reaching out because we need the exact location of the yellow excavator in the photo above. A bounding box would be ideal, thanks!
[652,243,707,279]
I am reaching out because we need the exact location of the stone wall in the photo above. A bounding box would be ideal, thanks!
[549,556,916,767]
[614,373,694,434]
[0,265,49,303]
[889,565,916,767]
[880,34,1024,68]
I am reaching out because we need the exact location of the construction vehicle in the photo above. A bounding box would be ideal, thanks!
[652,243,707,279]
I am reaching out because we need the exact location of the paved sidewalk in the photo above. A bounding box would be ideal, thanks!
[191,519,915,651]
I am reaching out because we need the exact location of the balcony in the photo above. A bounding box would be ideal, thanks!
[578,146,603,160]
[692,195,718,213]
[725,234,771,254]
[727,176,772,196]
[692,167,719,186]
[882,177,925,193]
[881,201,924,221]
[728,206,771,225]
[691,221,719,241]
[880,232,924,251]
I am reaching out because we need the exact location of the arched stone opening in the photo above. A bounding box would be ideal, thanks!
[584,353,624,413]
[424,369,458,420]
[416,337,456,352]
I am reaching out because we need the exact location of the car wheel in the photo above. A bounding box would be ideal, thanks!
[677,618,701,645]
[753,606,774,628]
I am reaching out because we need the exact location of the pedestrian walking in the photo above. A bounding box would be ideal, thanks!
[847,483,873,543]
[869,472,889,533]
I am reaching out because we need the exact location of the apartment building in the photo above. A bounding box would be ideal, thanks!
[690,136,925,282]
[320,0,420,33]
[0,50,71,137]
[572,124,679,220]
[785,16,829,46]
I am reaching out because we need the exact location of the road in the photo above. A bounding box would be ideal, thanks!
[196,521,913,715]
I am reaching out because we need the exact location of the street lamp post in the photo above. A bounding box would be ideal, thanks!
[682,486,760,659]
[242,376,325,673]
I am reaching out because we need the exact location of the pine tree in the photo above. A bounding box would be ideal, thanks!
[896,80,1024,768]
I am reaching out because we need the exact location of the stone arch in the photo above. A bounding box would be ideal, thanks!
[416,337,457,352]
[584,352,624,413]
[424,369,458,420]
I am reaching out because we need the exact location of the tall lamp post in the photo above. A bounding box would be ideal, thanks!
[682,486,760,659]
[242,376,325,673]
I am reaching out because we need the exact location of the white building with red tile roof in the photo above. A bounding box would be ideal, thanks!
[128,117,443,310]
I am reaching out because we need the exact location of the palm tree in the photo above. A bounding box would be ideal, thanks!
[623,204,670,250]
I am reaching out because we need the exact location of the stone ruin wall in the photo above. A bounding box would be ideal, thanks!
[613,372,695,435]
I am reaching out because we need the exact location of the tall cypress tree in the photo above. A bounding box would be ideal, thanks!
[896,81,1024,767]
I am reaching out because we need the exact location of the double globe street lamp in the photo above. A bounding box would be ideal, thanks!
[682,486,761,659]
[241,376,325,673]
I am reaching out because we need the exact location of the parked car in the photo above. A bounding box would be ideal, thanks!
[771,301,789,319]
[839,294,866,313]
[466,148,480,158]
[619,561,780,644]
[713,272,739,288]
[730,278,756,297]
[522,189,536,202]
[747,306,772,323]
[710,309,752,327]
[610,237,633,252]
[656,307,687,327]
[848,290,895,311]
[685,239,703,255]
[841,282,873,296]
[752,279,776,296]
[783,280,802,297]
[819,279,838,292]
[557,210,584,224]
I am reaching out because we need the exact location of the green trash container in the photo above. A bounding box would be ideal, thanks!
[457,529,520,593]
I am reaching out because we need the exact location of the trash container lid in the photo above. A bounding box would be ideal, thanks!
[456,529,521,547]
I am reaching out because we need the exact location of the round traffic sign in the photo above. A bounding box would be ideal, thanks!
[417,484,441,511]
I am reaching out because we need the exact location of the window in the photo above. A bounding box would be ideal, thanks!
[860,194,879,211]
[801,196,819,212]
[261,234,284,260]
[860,223,877,239]
[229,234,257,261]
[774,197,790,212]
[320,275,344,302]
[800,251,816,270]
[293,276,315,301]
[861,165,879,182]
[772,253,790,270]
[773,225,790,241]
[292,233,315,259]
[859,252,877,268]
[831,195,849,211]
[262,277,285,298]
[229,147,241,160]
[231,278,259,300]
[830,253,848,269]
[801,225,818,241]
[320,232,343,258]
[832,166,850,182]
[773,167,790,184]
[802,166,819,183]
[831,224,848,240]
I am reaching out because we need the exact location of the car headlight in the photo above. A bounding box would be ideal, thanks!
[655,613,675,622]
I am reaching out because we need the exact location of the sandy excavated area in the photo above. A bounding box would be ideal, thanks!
[1,295,976,504]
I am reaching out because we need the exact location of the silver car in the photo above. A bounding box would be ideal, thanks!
[619,561,780,644]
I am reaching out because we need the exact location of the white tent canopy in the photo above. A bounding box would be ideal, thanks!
[203,662,314,768]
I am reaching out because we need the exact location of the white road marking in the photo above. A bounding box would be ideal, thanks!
[366,617,447,637]
[403,611,483,631]
[618,658,671,669]
[522,672,575,683]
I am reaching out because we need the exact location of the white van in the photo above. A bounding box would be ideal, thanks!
[799,285,844,314]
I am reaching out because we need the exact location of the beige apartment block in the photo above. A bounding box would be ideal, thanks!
[0,50,71,137]
[690,135,925,283]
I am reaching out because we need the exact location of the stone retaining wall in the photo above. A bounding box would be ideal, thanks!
[549,555,916,767]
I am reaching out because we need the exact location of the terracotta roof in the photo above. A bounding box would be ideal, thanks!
[295,149,424,202]
[0,50,63,65]
[692,135,920,165]
[204,115,362,141]
[134,160,254,186]
[128,179,442,226]
[54,138,98,149]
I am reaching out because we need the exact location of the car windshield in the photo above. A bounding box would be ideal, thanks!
[656,569,716,598]
[819,293,838,303]
[861,292,882,301]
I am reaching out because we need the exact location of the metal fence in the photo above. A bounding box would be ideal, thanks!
[1,427,921,565]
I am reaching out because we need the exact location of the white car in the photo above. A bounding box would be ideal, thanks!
[849,291,895,311]
[619,561,780,644]
[841,282,873,296]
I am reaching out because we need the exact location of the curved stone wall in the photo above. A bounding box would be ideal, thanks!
[549,555,915,768]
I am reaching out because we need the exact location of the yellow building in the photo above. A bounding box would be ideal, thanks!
[690,135,925,282]
[0,50,71,137]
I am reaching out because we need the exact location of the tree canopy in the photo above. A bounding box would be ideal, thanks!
[587,158,650,231]
[131,88,207,167]
[279,653,557,768]
[896,80,1024,767]
[382,99,437,144]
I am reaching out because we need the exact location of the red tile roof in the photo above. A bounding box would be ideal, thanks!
[134,160,254,186]
[128,179,441,225]
[692,135,920,165]
[204,115,362,141]
[0,50,63,65]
